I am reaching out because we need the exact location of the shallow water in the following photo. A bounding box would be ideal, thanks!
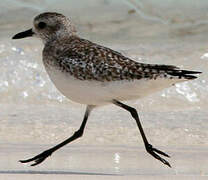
[0,0,208,178]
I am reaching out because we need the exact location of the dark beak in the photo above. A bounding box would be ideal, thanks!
[12,28,34,39]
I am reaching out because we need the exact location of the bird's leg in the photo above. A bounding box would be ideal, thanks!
[112,100,171,168]
[20,105,94,166]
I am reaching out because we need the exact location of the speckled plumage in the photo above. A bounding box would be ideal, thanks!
[43,35,199,82]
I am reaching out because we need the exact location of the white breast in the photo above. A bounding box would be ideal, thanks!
[45,65,187,106]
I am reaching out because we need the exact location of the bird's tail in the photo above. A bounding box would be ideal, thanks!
[167,69,202,80]
[151,65,202,80]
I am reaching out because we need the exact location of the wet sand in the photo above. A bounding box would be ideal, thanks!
[1,104,208,179]
[0,144,208,179]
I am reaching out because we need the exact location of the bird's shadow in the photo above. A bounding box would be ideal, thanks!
[0,170,120,176]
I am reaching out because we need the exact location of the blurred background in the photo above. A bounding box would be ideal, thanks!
[0,0,208,178]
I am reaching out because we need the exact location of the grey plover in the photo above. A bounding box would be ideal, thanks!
[12,12,201,167]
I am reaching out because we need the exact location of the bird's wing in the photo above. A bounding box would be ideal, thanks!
[55,37,201,82]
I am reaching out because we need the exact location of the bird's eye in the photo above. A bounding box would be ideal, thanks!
[38,22,46,29]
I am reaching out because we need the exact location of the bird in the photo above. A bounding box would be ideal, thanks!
[12,12,201,167]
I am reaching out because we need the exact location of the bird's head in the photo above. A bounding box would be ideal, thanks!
[12,12,76,43]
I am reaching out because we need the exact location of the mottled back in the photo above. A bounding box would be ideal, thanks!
[43,36,199,82]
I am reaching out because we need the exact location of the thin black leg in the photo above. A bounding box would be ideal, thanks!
[112,100,171,168]
[20,105,94,166]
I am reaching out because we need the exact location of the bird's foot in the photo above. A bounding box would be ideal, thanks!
[145,143,171,168]
[19,149,53,166]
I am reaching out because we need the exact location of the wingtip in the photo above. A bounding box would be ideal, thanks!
[182,70,202,74]
[183,70,202,80]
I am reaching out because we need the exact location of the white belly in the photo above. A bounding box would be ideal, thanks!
[45,66,186,106]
